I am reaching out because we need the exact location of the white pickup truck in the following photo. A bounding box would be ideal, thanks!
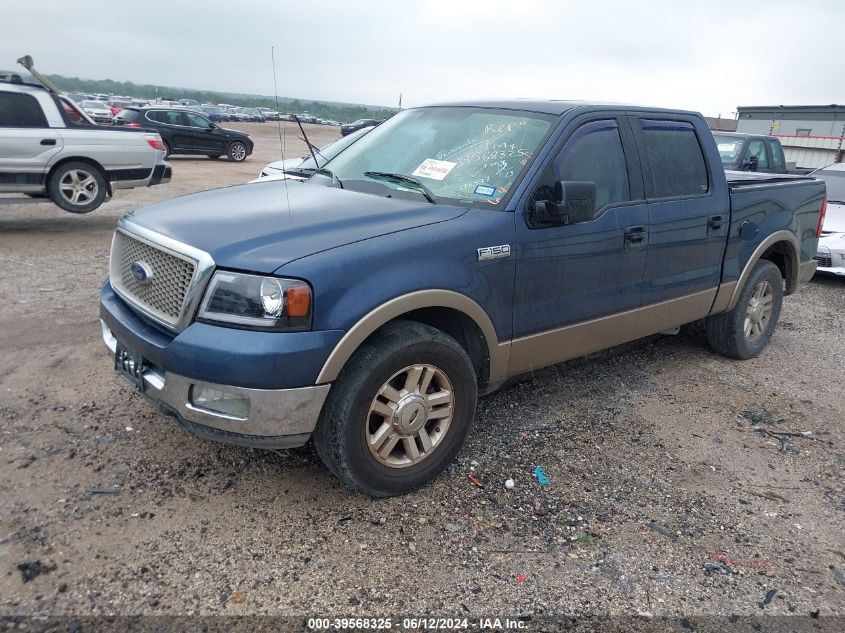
[0,56,170,213]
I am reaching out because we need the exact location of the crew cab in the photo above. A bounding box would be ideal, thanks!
[100,101,825,496]
[713,132,788,174]
[0,57,170,213]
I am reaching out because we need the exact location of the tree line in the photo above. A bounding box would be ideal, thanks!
[3,71,397,123]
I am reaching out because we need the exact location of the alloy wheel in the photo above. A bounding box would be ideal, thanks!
[59,169,98,206]
[366,364,454,468]
[744,279,773,341]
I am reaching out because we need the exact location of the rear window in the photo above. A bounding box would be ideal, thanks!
[638,119,709,198]
[713,134,744,163]
[0,91,48,127]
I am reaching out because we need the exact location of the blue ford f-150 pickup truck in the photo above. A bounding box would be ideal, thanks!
[100,100,827,496]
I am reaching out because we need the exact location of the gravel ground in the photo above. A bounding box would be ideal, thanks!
[0,122,843,621]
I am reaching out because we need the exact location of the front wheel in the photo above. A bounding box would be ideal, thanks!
[47,162,107,213]
[706,259,783,359]
[313,321,478,497]
[227,141,247,162]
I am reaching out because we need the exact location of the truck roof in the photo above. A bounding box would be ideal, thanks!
[419,99,702,117]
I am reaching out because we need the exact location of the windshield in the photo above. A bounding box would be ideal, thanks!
[713,135,744,163]
[322,106,554,208]
[813,169,845,202]
[299,127,372,170]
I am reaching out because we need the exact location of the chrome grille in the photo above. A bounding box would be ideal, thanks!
[110,230,197,327]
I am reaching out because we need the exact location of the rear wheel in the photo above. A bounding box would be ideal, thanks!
[47,162,107,213]
[313,321,478,497]
[227,141,247,162]
[706,260,783,359]
[162,140,171,159]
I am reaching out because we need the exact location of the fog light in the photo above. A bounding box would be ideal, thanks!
[189,385,251,419]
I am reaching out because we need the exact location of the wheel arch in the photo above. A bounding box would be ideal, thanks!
[315,290,509,391]
[717,230,800,313]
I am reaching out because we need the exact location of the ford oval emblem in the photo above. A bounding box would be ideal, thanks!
[131,261,153,284]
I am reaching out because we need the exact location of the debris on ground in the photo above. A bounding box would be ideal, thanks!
[703,561,737,575]
[467,474,484,488]
[229,591,246,604]
[17,560,56,583]
[86,486,121,495]
[647,521,678,541]
[444,523,461,534]
[745,489,789,502]
[504,478,515,490]
[759,588,777,608]
[532,466,550,486]
[516,574,527,584]
[708,551,773,571]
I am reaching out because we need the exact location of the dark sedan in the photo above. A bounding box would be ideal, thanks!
[113,107,253,161]
[340,118,381,136]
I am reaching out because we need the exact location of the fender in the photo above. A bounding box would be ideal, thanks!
[315,289,510,388]
[710,230,799,314]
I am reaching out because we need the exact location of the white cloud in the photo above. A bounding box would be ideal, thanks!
[1,0,843,116]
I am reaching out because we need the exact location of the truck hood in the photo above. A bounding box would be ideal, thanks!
[125,180,468,273]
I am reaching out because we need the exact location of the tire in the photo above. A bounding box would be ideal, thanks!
[206,154,222,159]
[313,321,478,497]
[162,140,171,159]
[47,162,107,214]
[227,141,247,162]
[706,260,783,359]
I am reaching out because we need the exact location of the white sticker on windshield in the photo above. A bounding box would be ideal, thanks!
[412,159,457,181]
[717,143,735,152]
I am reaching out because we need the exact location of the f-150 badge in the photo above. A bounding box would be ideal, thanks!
[477,245,511,261]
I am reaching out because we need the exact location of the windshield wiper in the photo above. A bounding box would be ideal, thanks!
[314,167,343,188]
[363,171,437,204]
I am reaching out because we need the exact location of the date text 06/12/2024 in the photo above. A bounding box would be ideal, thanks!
[306,617,529,630]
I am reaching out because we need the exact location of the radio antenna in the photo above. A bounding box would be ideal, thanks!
[271,46,291,215]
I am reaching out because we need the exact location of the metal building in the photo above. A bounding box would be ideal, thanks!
[736,104,845,170]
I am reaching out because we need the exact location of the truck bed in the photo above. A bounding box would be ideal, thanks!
[725,169,815,188]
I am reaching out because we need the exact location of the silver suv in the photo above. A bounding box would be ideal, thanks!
[0,61,170,214]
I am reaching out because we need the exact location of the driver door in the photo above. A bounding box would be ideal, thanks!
[510,116,649,373]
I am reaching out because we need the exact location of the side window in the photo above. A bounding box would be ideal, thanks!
[637,120,709,198]
[746,139,769,170]
[0,91,48,127]
[767,139,785,171]
[528,119,631,213]
[186,113,211,128]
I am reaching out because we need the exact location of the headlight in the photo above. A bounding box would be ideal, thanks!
[198,271,312,331]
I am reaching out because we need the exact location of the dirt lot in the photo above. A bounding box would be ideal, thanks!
[1,121,843,621]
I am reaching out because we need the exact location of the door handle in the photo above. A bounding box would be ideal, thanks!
[40,139,57,146]
[624,225,647,249]
[708,214,724,234]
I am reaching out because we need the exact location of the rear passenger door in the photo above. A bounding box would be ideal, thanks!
[0,91,62,191]
[630,116,727,306]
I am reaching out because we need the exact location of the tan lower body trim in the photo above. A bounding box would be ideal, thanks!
[506,289,717,377]
[709,281,737,315]
[798,260,817,284]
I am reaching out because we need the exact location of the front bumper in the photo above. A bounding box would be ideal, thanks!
[102,321,328,449]
[814,234,845,277]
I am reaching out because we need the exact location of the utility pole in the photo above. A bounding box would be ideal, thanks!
[398,92,403,110]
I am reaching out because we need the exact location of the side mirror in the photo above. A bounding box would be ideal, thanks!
[742,155,759,171]
[531,181,597,226]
